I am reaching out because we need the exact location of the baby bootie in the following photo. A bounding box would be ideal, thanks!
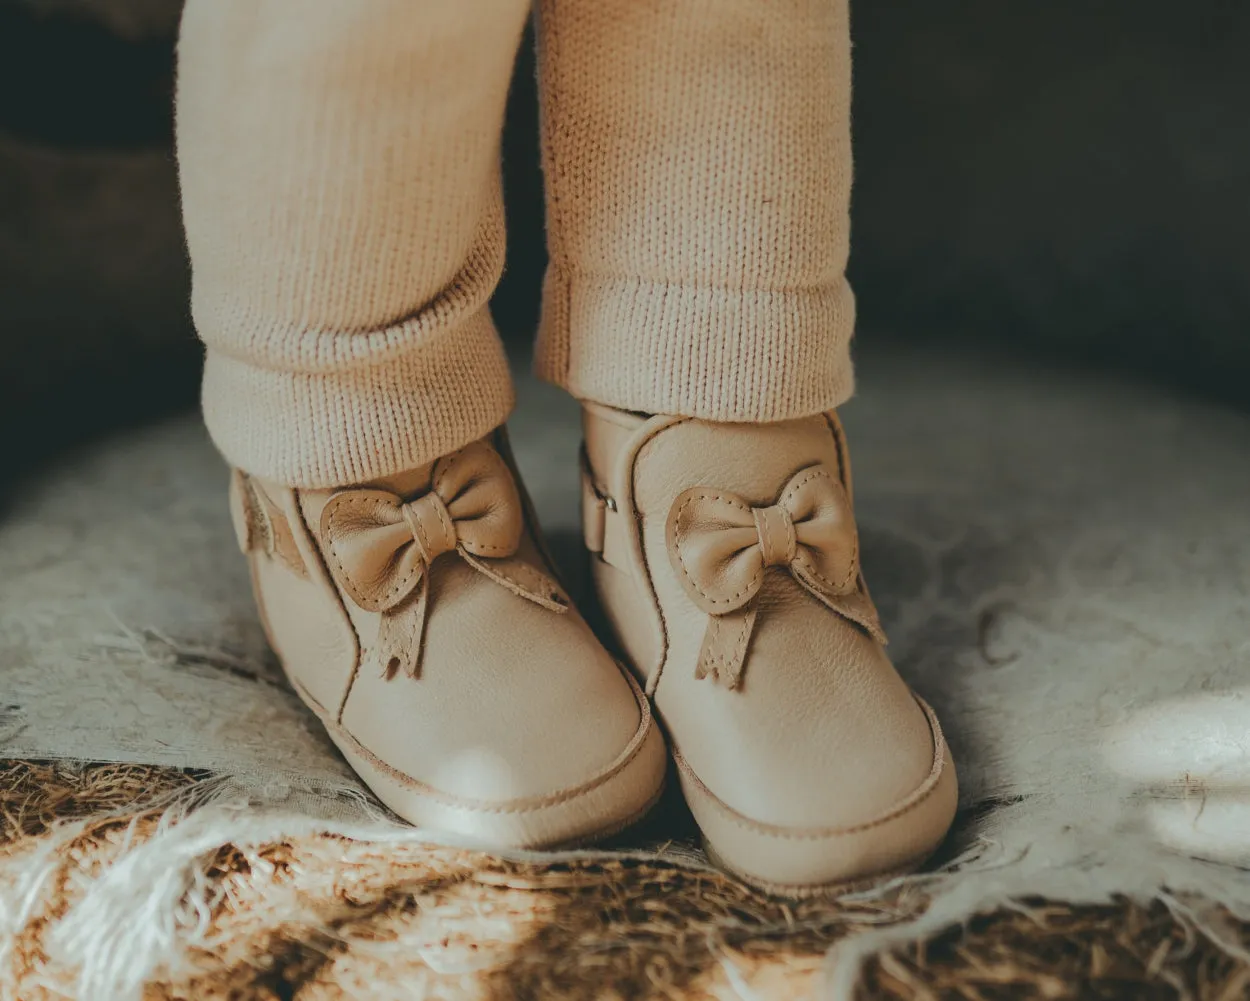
[230,429,666,848]
[580,403,956,893]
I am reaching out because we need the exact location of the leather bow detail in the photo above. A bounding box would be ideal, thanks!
[666,464,884,689]
[320,441,569,679]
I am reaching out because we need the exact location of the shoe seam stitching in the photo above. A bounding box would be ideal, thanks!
[298,669,658,815]
[672,696,950,841]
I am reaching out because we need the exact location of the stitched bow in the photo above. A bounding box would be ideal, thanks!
[666,464,884,689]
[320,441,568,679]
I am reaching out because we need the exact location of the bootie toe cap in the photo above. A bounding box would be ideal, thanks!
[329,670,668,849]
[678,696,957,895]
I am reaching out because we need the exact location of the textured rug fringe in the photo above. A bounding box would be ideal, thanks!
[825,829,1250,1001]
[13,769,1250,999]
[38,777,716,1001]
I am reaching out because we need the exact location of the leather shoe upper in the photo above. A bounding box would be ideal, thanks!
[231,428,666,848]
[581,403,956,890]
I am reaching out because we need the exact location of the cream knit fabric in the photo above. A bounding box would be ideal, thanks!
[177,0,854,487]
[177,0,524,487]
[534,0,855,422]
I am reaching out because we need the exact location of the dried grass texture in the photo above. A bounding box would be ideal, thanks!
[3,760,1249,1001]
[862,899,1250,1001]
[0,760,202,841]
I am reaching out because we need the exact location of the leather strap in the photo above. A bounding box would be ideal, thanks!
[581,453,630,571]
[230,470,309,579]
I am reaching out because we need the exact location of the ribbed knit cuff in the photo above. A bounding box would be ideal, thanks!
[534,268,856,421]
[202,308,514,487]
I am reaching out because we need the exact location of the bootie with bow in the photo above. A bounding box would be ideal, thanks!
[229,430,666,848]
[580,403,957,894]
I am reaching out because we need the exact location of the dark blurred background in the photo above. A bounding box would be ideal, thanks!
[2,0,1247,473]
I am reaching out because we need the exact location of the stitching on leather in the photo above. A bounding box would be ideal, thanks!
[310,661,660,813]
[408,498,436,564]
[632,420,692,693]
[673,698,950,840]
[323,493,423,608]
[466,540,513,554]
[780,507,798,565]
[671,491,762,607]
[782,467,860,593]
[429,492,456,548]
[699,609,753,683]
[696,616,721,680]
[705,619,732,676]
[471,553,567,607]
[276,488,361,724]
[671,465,859,606]
[728,608,753,678]
[431,444,466,498]
[431,443,521,555]
[376,595,424,680]
[444,445,520,556]
[753,507,777,567]
[791,544,859,595]
[779,466,832,506]
[821,411,855,501]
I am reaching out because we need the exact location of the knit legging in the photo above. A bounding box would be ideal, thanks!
[177,0,854,486]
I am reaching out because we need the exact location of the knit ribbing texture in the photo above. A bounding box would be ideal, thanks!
[533,0,856,420]
[178,0,855,485]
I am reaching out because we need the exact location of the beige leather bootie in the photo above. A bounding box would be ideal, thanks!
[230,429,666,849]
[580,403,956,894]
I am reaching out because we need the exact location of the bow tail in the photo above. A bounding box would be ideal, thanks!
[375,579,430,680]
[459,551,570,612]
[790,566,888,645]
[695,604,759,690]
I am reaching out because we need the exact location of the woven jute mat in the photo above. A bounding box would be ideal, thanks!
[4,760,1248,1000]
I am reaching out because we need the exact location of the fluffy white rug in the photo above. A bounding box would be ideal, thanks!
[4,345,1250,997]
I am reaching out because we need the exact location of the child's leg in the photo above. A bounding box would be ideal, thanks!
[537,0,956,894]
[178,0,522,487]
[534,0,855,420]
[176,0,666,847]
